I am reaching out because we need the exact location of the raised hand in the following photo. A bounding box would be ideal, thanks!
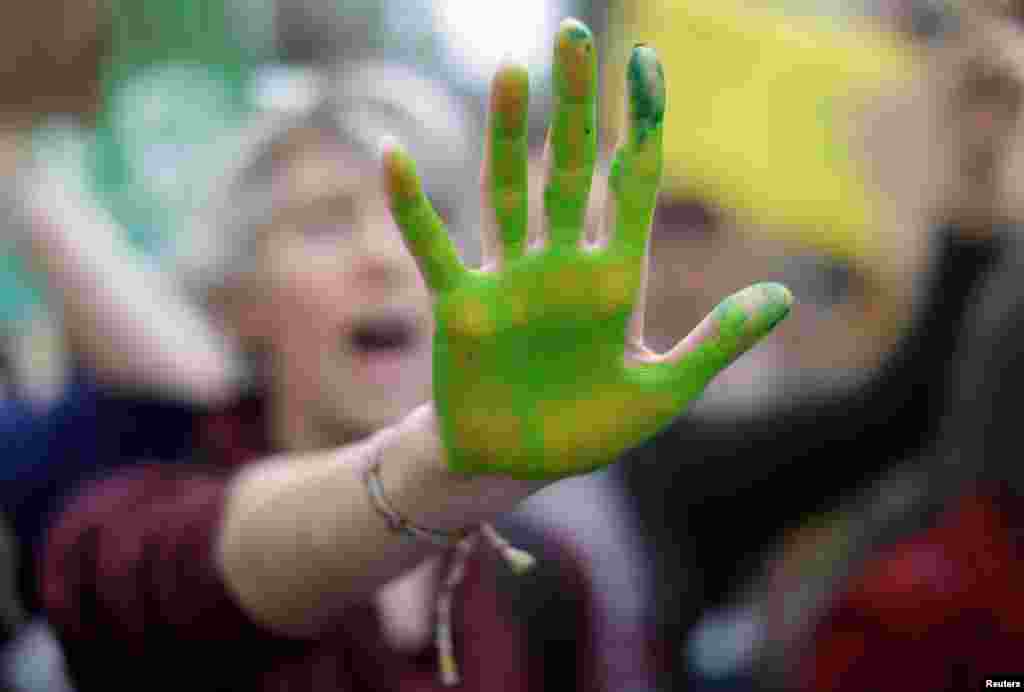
[382,19,792,480]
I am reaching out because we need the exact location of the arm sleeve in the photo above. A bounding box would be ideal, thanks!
[800,603,957,691]
[1,366,199,613]
[40,465,552,692]
[39,464,295,686]
[796,528,962,692]
[799,495,1024,692]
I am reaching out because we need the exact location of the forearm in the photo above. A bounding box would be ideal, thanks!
[215,403,544,636]
[18,178,241,405]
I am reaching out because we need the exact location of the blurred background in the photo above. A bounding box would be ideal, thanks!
[1,0,1012,690]
[0,0,937,422]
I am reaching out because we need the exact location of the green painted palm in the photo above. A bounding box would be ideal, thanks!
[384,19,792,480]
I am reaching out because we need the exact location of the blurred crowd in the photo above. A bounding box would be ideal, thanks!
[3,0,1024,690]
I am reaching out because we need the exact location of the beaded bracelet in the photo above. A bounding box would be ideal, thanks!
[363,453,536,686]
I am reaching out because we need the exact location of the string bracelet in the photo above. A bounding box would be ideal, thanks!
[363,451,536,686]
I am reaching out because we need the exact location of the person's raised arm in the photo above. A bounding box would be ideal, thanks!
[215,21,791,637]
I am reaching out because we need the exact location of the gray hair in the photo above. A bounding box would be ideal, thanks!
[175,61,482,303]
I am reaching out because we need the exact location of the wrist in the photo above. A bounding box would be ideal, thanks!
[375,403,546,533]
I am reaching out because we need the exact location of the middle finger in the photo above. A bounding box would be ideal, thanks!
[542,18,598,249]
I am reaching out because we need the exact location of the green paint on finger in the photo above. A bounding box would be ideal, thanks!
[489,64,530,257]
[563,19,589,43]
[648,282,793,401]
[383,141,465,293]
[543,18,597,245]
[490,147,528,257]
[712,282,793,352]
[492,64,530,135]
[757,283,794,332]
[383,144,421,206]
[627,44,665,147]
[604,44,662,257]
[554,19,595,104]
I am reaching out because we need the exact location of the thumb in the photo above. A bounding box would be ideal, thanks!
[648,282,794,394]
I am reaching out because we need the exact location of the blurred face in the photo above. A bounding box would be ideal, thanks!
[643,199,901,381]
[249,135,437,445]
[643,200,736,354]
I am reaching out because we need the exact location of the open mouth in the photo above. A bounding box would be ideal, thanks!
[348,311,419,360]
[349,315,418,355]
[346,314,422,385]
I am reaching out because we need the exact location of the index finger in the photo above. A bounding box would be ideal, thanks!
[382,137,467,294]
[543,18,598,248]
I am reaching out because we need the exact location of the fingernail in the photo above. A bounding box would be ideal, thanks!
[492,64,530,134]
[555,18,595,102]
[712,282,793,346]
[380,139,419,201]
[751,282,793,334]
[377,135,401,166]
[559,17,592,44]
[628,44,665,144]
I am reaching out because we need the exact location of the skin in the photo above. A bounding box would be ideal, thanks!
[240,138,435,451]
[384,19,793,481]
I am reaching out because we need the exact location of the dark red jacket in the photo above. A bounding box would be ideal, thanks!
[39,398,610,691]
[800,491,1024,691]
